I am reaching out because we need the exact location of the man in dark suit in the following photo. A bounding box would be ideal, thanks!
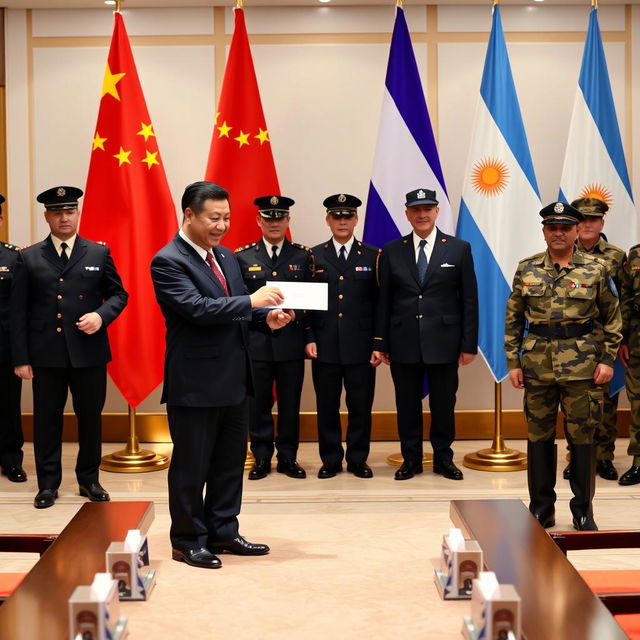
[11,186,128,508]
[0,195,26,484]
[236,195,313,480]
[373,188,478,480]
[151,181,293,570]
[305,194,380,479]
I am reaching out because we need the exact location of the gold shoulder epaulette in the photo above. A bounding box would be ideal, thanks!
[96,240,107,246]
[1,242,19,251]
[235,242,256,253]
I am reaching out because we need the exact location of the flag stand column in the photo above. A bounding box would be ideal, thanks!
[101,406,169,473]
[462,382,527,471]
[244,445,255,470]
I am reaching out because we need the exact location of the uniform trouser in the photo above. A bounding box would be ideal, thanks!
[249,359,304,462]
[390,361,459,466]
[624,354,640,462]
[167,401,248,551]
[0,362,23,469]
[32,365,106,490]
[311,360,375,467]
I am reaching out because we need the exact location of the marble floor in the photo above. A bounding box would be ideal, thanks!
[1,440,640,639]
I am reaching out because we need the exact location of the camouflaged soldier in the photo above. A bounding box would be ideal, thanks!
[560,197,627,482]
[617,244,640,485]
[505,202,622,531]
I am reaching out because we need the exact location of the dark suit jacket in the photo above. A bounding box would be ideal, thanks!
[11,235,127,368]
[307,238,380,365]
[374,229,478,364]
[151,233,267,408]
[235,238,312,361]
[0,242,20,363]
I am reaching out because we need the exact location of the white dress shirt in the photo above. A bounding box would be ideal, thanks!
[332,236,354,259]
[412,227,437,264]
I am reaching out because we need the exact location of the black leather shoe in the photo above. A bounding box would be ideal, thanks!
[318,463,343,479]
[433,460,464,481]
[394,462,423,481]
[172,547,221,569]
[531,509,556,529]
[34,489,58,509]
[248,458,271,480]
[619,465,640,486]
[209,535,270,556]
[596,459,618,481]
[276,460,306,479]
[562,464,571,480]
[573,515,598,531]
[2,465,27,483]
[79,482,110,502]
[347,462,373,478]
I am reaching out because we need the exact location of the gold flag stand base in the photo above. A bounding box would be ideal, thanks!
[244,447,255,471]
[101,407,169,473]
[463,382,527,472]
[387,452,433,467]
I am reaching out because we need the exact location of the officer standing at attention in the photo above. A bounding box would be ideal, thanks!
[505,202,621,531]
[235,195,313,480]
[617,242,640,485]
[11,186,128,508]
[0,195,26,484]
[305,194,380,479]
[561,197,626,482]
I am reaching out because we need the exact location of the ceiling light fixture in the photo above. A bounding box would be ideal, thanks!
[318,0,332,4]
[104,0,117,5]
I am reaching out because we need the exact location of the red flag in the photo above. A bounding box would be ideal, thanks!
[205,7,285,250]
[80,12,177,408]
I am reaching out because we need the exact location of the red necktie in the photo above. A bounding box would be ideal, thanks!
[205,252,230,296]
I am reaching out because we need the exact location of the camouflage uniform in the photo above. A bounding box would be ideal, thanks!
[505,249,622,444]
[620,244,640,465]
[574,237,626,460]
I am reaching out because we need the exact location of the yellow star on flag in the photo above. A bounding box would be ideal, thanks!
[142,150,160,170]
[92,132,107,151]
[234,131,250,148]
[137,122,155,142]
[255,128,269,145]
[102,63,126,101]
[217,121,232,138]
[114,146,132,167]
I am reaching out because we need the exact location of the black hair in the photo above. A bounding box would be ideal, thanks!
[181,181,229,214]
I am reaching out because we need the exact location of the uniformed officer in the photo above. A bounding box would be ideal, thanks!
[304,194,379,479]
[11,186,128,508]
[0,195,26,484]
[505,202,622,531]
[617,244,640,485]
[235,195,313,480]
[561,197,626,482]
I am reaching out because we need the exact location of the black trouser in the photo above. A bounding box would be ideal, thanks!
[312,360,375,466]
[167,401,248,551]
[249,359,304,462]
[0,362,23,469]
[32,365,106,490]
[390,361,459,466]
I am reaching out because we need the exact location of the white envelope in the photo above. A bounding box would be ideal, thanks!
[266,281,328,311]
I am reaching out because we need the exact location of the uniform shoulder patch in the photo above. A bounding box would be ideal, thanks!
[1,242,19,251]
[96,240,107,246]
[235,242,256,253]
[291,242,311,252]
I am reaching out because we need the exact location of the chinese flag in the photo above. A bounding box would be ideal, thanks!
[80,12,177,408]
[205,7,285,250]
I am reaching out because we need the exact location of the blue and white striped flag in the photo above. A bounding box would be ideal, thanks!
[559,4,637,395]
[559,4,637,251]
[456,2,542,383]
[363,2,452,247]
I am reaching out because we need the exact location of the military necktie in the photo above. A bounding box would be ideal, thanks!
[60,242,69,267]
[271,245,278,266]
[205,251,230,296]
[339,245,347,262]
[417,239,428,283]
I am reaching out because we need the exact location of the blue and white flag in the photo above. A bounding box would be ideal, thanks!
[560,5,637,395]
[363,2,452,248]
[559,5,637,251]
[456,2,542,383]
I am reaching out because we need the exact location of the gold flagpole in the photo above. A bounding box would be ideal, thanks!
[462,382,527,471]
[387,409,433,468]
[101,406,169,473]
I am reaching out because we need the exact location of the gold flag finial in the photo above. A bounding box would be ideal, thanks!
[396,0,403,7]
[236,0,244,7]
[592,0,598,7]
[115,0,123,12]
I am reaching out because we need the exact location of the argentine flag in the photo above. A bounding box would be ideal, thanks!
[456,2,541,383]
[559,5,637,251]
[363,2,452,247]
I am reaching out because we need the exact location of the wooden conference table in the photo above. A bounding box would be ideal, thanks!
[450,499,628,640]
[0,501,154,640]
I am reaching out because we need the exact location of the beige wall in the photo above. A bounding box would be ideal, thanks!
[4,4,638,415]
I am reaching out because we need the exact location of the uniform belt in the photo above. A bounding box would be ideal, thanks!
[528,321,593,339]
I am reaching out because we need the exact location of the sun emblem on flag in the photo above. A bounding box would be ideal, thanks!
[471,158,509,196]
[579,183,612,207]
